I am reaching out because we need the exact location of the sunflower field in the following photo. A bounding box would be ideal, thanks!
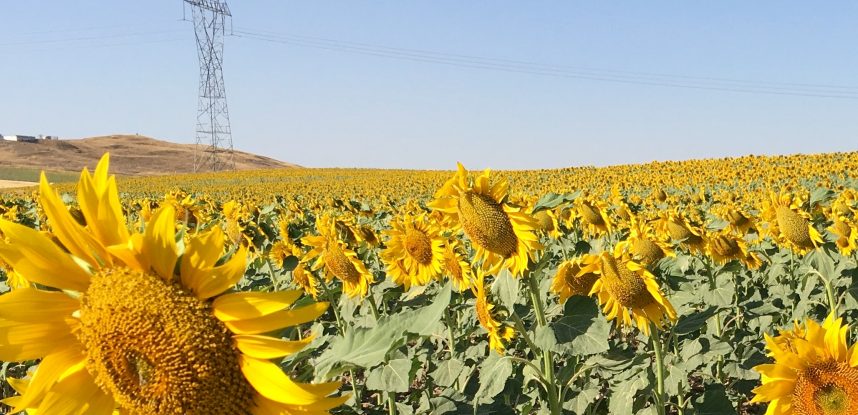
[0,152,857,414]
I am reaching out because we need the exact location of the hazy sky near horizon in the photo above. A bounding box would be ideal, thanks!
[1,1,856,169]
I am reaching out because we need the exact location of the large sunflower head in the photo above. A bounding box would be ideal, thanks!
[828,215,858,257]
[654,209,706,254]
[301,213,375,299]
[752,314,858,415]
[714,203,757,235]
[380,213,445,290]
[760,190,823,255]
[472,270,515,354]
[441,238,474,292]
[428,163,541,276]
[627,214,674,266]
[550,256,600,303]
[705,230,762,269]
[583,245,677,335]
[0,154,345,414]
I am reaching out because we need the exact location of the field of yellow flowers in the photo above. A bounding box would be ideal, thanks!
[0,151,857,414]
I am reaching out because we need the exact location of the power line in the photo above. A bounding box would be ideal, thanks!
[233,28,858,100]
[0,29,184,47]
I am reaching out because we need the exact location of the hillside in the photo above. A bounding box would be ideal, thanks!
[0,135,297,177]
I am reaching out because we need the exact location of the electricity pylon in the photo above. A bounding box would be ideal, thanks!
[185,0,234,172]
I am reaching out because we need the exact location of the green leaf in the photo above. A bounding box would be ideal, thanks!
[551,296,610,356]
[674,306,719,335]
[430,358,466,388]
[315,283,452,378]
[532,191,580,213]
[491,270,519,310]
[365,358,413,393]
[692,383,737,415]
[475,353,513,402]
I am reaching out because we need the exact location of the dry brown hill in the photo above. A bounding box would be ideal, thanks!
[0,134,297,176]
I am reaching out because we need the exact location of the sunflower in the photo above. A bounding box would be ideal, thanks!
[302,213,375,299]
[0,154,345,414]
[472,270,515,354]
[531,206,561,239]
[269,239,301,268]
[705,230,762,269]
[627,215,674,266]
[752,314,858,414]
[429,163,541,276]
[760,190,823,255]
[654,209,707,254]
[582,244,677,335]
[550,256,600,303]
[715,204,757,235]
[570,198,613,237]
[380,213,445,290]
[828,215,858,256]
[441,238,474,292]
[292,262,320,301]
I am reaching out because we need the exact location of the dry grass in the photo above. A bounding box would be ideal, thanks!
[0,134,297,176]
[0,180,36,190]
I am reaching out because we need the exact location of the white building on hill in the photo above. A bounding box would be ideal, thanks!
[2,134,39,143]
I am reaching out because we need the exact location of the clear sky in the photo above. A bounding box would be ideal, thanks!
[2,1,856,169]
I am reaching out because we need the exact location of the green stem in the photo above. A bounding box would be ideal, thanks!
[367,288,381,321]
[444,309,457,356]
[322,283,360,405]
[814,271,839,315]
[525,272,560,415]
[650,322,667,415]
[387,392,397,415]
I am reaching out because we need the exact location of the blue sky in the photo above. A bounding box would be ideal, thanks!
[2,1,856,169]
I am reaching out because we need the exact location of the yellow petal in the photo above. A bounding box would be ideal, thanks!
[0,318,77,361]
[212,290,302,321]
[140,206,178,281]
[0,288,78,322]
[180,227,226,290]
[234,334,314,359]
[38,173,108,267]
[194,246,248,299]
[0,221,90,291]
[36,362,115,415]
[225,302,328,335]
[240,356,341,406]
[13,346,85,412]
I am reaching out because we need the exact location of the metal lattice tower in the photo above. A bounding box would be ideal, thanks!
[185,0,234,172]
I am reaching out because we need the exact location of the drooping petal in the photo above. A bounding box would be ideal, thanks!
[240,356,342,406]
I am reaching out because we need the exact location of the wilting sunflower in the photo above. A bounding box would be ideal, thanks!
[550,256,600,303]
[441,238,474,292]
[627,215,674,266]
[429,163,541,276]
[380,213,445,290]
[531,206,561,239]
[715,204,757,235]
[472,270,515,354]
[292,262,320,300]
[828,215,857,256]
[0,154,345,414]
[581,244,677,335]
[705,230,762,269]
[570,198,613,237]
[760,190,823,255]
[302,213,375,299]
[654,209,707,254]
[752,314,858,415]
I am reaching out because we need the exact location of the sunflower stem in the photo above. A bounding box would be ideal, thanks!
[525,272,560,415]
[650,322,667,415]
[367,290,381,321]
[387,392,397,415]
[814,271,839,315]
[444,309,457,356]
